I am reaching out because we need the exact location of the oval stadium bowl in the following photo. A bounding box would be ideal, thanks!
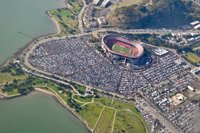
[102,34,144,59]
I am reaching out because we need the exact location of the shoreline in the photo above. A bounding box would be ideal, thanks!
[33,88,93,133]
[0,2,148,133]
[0,5,93,132]
[0,8,62,68]
[46,11,61,35]
[0,88,92,133]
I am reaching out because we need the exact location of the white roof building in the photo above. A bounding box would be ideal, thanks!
[153,48,169,56]
[187,86,195,91]
[194,24,200,29]
[190,21,199,26]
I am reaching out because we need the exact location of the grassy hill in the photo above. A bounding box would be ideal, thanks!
[108,0,200,29]
[49,0,83,36]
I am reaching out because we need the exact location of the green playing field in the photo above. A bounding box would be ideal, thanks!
[112,44,131,54]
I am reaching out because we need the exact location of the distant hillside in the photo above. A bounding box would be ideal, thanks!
[108,0,200,29]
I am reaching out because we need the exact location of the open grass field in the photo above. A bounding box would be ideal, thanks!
[94,107,115,133]
[49,0,83,36]
[111,0,145,8]
[49,9,79,36]
[0,73,27,84]
[112,99,147,133]
[79,103,104,129]
[112,44,131,54]
[112,99,139,114]
[6,89,19,96]
[0,72,27,95]
[60,92,71,103]
[184,52,200,64]
[73,95,93,103]
[114,110,147,133]
[77,96,148,133]
[0,63,147,133]
[94,96,112,106]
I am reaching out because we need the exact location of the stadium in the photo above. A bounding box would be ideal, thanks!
[102,34,144,59]
[101,34,152,69]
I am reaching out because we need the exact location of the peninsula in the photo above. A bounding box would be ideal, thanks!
[1,0,200,133]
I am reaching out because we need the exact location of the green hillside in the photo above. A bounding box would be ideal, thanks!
[108,0,200,29]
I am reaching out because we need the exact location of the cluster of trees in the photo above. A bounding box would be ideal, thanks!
[0,63,25,76]
[127,34,193,51]
[71,83,86,95]
[67,93,82,112]
[0,65,13,73]
[2,76,35,95]
[176,47,193,54]
[128,34,173,48]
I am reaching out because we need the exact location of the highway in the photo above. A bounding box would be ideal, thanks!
[78,0,87,33]
[96,28,200,35]
[67,28,200,38]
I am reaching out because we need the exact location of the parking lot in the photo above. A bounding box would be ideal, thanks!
[29,36,200,133]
